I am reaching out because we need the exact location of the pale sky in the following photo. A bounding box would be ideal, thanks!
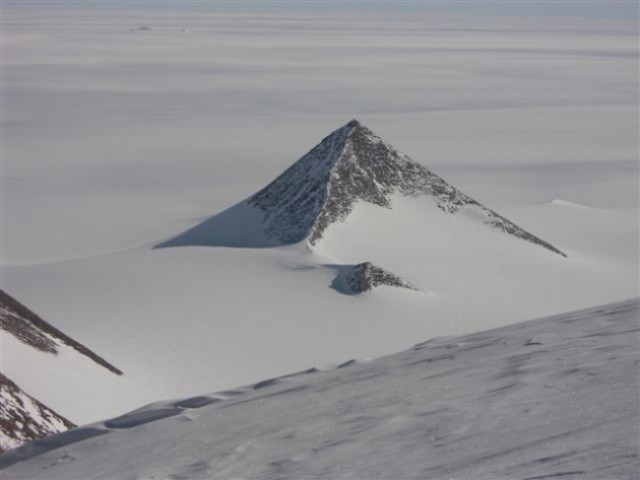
[3,0,639,20]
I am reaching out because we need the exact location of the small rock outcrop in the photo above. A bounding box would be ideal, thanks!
[338,262,419,294]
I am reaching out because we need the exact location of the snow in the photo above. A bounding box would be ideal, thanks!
[2,299,638,479]
[315,193,636,316]
[546,199,598,210]
[1,333,135,425]
[2,125,638,427]
[2,174,636,425]
[1,2,637,433]
[155,200,279,249]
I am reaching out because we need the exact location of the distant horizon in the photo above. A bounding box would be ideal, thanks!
[3,0,639,22]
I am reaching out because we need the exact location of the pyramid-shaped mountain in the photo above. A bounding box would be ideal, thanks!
[157,120,565,257]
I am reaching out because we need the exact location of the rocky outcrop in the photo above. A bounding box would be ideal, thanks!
[0,375,74,453]
[334,262,419,294]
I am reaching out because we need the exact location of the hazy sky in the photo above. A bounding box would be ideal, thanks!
[3,0,639,20]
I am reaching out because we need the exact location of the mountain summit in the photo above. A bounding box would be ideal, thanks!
[158,120,565,257]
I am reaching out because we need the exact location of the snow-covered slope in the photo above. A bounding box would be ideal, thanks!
[0,290,128,424]
[0,375,74,453]
[1,290,121,376]
[159,120,565,257]
[2,299,638,479]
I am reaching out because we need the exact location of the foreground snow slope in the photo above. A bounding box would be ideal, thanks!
[2,298,638,479]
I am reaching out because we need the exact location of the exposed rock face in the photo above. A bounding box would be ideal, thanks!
[0,375,74,453]
[0,290,122,375]
[249,122,352,244]
[343,262,419,294]
[249,120,566,256]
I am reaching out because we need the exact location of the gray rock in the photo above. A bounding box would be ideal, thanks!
[341,262,419,294]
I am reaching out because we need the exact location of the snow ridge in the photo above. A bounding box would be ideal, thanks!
[249,120,566,256]
[0,290,122,376]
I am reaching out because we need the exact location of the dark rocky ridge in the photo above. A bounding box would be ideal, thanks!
[344,262,419,294]
[0,290,123,375]
[250,120,566,256]
[0,375,74,453]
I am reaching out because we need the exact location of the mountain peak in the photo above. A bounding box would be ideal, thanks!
[248,122,565,255]
[249,119,422,245]
[159,122,566,257]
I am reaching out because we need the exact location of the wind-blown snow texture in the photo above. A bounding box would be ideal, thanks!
[2,299,638,479]
[249,120,566,256]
